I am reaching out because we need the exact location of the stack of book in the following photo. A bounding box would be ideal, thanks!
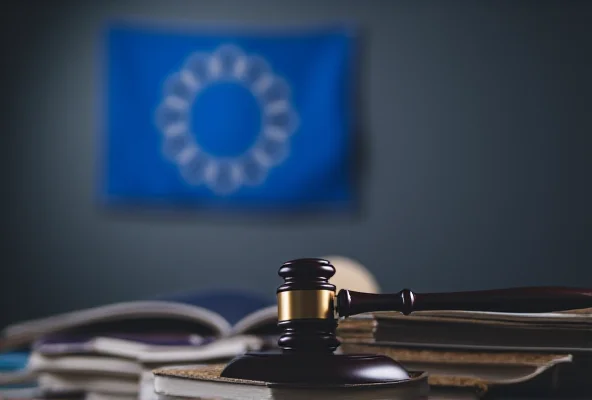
[0,290,278,400]
[337,307,592,398]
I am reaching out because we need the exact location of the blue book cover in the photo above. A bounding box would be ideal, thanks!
[101,21,357,210]
[0,352,29,372]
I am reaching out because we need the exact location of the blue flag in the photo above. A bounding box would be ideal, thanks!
[102,22,355,209]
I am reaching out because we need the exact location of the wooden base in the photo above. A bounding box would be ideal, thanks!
[220,351,411,385]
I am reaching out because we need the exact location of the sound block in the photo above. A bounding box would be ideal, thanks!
[220,351,411,385]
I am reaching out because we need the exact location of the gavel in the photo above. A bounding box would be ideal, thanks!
[221,258,592,385]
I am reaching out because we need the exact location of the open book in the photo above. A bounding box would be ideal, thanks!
[0,289,278,352]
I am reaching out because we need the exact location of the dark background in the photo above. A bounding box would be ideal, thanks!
[1,0,591,329]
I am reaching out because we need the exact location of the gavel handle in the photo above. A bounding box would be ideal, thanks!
[336,287,592,318]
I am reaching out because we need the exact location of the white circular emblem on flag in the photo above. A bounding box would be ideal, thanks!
[155,44,299,194]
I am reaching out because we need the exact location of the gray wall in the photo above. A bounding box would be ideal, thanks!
[2,0,591,328]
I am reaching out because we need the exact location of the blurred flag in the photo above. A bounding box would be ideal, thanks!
[101,22,356,210]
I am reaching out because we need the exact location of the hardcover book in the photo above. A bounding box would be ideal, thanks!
[152,364,430,400]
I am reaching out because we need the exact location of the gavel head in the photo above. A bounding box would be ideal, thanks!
[276,258,340,353]
[220,257,413,384]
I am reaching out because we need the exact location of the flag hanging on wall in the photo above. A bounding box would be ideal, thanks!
[101,21,356,210]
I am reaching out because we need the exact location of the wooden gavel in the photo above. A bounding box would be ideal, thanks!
[222,258,592,384]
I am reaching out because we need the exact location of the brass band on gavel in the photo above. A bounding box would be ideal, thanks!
[277,289,335,321]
